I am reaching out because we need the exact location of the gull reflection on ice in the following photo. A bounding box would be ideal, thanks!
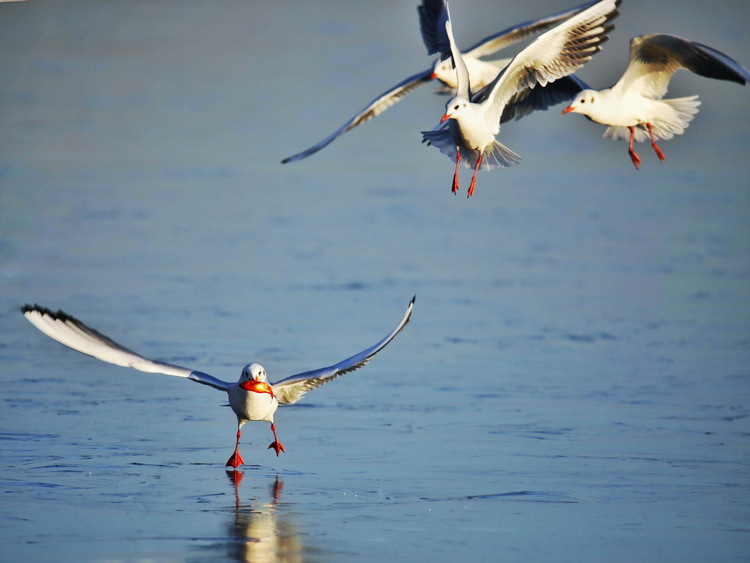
[225,471,305,563]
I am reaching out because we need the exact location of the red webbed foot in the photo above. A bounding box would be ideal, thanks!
[628,149,641,169]
[627,126,641,170]
[226,451,245,468]
[467,154,482,198]
[451,173,460,195]
[647,125,665,163]
[268,441,286,456]
[452,148,461,195]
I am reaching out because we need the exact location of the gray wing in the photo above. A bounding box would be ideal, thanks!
[617,34,750,99]
[21,304,230,391]
[464,0,600,59]
[272,296,415,405]
[281,70,433,163]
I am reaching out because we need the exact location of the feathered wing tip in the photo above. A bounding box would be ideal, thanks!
[21,303,230,391]
[421,124,457,161]
[634,35,750,86]
[418,0,450,57]
[604,95,701,142]
[272,296,415,406]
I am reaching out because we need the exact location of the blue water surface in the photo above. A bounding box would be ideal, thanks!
[1,0,749,561]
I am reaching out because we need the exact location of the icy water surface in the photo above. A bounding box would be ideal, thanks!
[1,0,749,561]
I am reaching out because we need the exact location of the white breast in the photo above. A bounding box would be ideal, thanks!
[228,385,279,423]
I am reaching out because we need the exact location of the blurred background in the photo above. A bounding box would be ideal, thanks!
[1,0,748,560]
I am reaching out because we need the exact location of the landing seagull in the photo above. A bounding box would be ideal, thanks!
[562,34,750,168]
[21,297,415,468]
[422,0,620,197]
[281,0,598,164]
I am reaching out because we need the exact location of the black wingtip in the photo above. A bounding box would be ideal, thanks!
[21,303,51,316]
[21,304,74,323]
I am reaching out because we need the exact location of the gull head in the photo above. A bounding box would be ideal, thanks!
[442,96,469,122]
[562,90,598,117]
[240,362,267,383]
[431,58,458,88]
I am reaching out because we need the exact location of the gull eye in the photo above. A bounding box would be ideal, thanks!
[453,104,459,110]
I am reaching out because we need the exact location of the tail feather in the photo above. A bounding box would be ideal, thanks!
[477,140,522,170]
[604,95,701,142]
[422,124,521,170]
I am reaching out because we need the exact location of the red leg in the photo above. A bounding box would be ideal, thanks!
[647,123,665,163]
[627,126,641,170]
[467,154,483,198]
[267,422,286,456]
[452,148,461,195]
[226,426,245,468]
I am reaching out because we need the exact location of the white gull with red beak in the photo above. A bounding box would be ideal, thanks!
[22,297,414,468]
[281,0,597,164]
[561,34,750,168]
[422,0,619,197]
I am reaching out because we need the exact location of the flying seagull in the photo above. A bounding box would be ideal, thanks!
[281,0,598,163]
[422,0,619,196]
[21,297,415,468]
[562,34,750,168]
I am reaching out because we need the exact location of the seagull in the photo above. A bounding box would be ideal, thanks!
[561,34,750,168]
[280,0,599,164]
[21,297,415,468]
[422,0,620,197]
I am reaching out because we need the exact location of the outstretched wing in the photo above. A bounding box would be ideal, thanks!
[464,0,600,59]
[479,0,619,127]
[21,304,230,391]
[281,70,433,164]
[444,11,471,100]
[616,34,750,100]
[272,296,415,405]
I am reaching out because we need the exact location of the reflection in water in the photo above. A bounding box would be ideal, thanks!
[225,471,305,563]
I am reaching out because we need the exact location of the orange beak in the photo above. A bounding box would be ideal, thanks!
[239,380,275,398]
[561,105,575,115]
[440,113,452,123]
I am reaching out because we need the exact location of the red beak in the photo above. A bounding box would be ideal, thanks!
[440,113,452,123]
[430,72,438,80]
[561,105,575,115]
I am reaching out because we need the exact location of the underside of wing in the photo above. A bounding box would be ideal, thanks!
[617,34,750,99]
[271,296,415,405]
[498,74,587,123]
[421,122,456,161]
[281,70,433,163]
[418,0,450,57]
[21,305,230,391]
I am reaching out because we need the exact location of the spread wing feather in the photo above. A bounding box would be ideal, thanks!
[22,304,230,391]
[272,296,415,405]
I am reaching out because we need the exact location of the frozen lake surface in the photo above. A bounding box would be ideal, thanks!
[1,0,749,561]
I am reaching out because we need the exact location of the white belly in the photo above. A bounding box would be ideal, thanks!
[228,385,279,423]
